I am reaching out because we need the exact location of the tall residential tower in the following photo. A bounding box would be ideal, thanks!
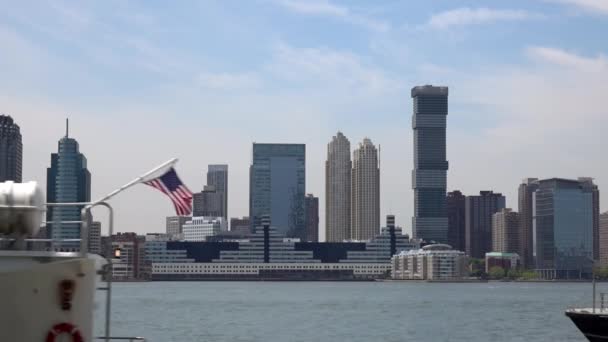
[207,164,228,219]
[351,138,380,241]
[0,114,22,182]
[411,85,449,244]
[325,132,351,242]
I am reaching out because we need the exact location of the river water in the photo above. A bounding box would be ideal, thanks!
[95,281,604,341]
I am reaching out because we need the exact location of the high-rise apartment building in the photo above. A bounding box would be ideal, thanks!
[492,208,520,254]
[518,178,539,268]
[351,138,380,241]
[88,221,102,255]
[325,132,351,242]
[166,216,190,238]
[0,115,22,182]
[411,85,449,244]
[447,190,466,251]
[600,212,608,267]
[46,121,91,251]
[249,143,305,238]
[305,194,319,242]
[534,178,596,279]
[465,191,506,259]
[207,164,228,219]
[192,185,223,217]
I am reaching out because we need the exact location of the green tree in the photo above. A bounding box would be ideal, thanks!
[469,258,486,277]
[507,268,521,279]
[520,270,538,280]
[489,266,506,279]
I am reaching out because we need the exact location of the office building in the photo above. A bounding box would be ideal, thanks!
[411,85,449,244]
[351,138,380,241]
[230,217,250,235]
[249,143,305,238]
[485,252,520,273]
[111,232,145,280]
[579,178,600,261]
[192,185,223,217]
[207,164,228,219]
[0,114,22,182]
[46,121,91,251]
[391,244,467,280]
[88,221,101,255]
[518,178,539,268]
[492,208,520,253]
[182,217,226,242]
[305,194,319,242]
[447,190,466,251]
[535,178,596,279]
[600,212,608,267]
[465,191,506,259]
[325,132,351,242]
[166,216,190,238]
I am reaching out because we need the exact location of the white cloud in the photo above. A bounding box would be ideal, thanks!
[273,0,389,32]
[428,7,539,29]
[549,0,608,14]
[527,46,608,72]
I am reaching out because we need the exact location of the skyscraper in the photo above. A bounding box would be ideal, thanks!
[518,178,539,268]
[600,212,608,267]
[192,185,223,217]
[447,190,466,251]
[465,191,506,259]
[534,178,595,279]
[305,194,319,242]
[325,132,351,242]
[0,114,22,182]
[492,208,520,254]
[411,85,449,244]
[249,143,305,238]
[166,215,190,238]
[207,164,228,219]
[351,138,380,241]
[47,121,91,251]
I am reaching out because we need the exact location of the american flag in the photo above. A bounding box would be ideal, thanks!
[143,167,193,216]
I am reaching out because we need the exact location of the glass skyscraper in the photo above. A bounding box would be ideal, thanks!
[249,143,305,238]
[47,125,91,251]
[535,178,595,279]
[0,114,22,182]
[207,164,228,219]
[411,85,449,243]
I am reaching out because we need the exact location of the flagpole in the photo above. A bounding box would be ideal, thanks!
[88,158,178,206]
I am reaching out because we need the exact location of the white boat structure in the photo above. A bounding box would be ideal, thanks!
[0,180,145,341]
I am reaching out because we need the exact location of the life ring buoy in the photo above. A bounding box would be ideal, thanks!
[46,322,84,342]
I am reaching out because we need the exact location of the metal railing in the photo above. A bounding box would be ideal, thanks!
[95,337,146,341]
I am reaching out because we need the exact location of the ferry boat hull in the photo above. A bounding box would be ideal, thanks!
[566,309,608,341]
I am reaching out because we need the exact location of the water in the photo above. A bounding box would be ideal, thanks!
[96,281,605,342]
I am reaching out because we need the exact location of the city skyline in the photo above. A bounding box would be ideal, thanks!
[2,1,608,238]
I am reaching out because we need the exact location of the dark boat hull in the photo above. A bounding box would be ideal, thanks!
[566,310,608,341]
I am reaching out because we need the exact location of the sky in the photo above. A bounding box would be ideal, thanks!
[1,0,607,239]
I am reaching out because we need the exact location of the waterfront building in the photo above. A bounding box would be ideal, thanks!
[0,114,22,182]
[207,164,228,219]
[492,208,520,254]
[182,217,226,242]
[166,216,190,239]
[391,244,467,280]
[305,194,319,242]
[600,212,608,267]
[46,121,91,251]
[88,221,101,255]
[351,138,380,241]
[148,216,417,280]
[192,185,223,217]
[518,178,539,268]
[485,252,520,273]
[325,132,351,242]
[249,143,305,238]
[534,178,596,279]
[447,190,466,251]
[230,216,250,235]
[111,232,145,280]
[465,191,505,259]
[411,85,449,244]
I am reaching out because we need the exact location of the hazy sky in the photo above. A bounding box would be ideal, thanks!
[2,0,607,239]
